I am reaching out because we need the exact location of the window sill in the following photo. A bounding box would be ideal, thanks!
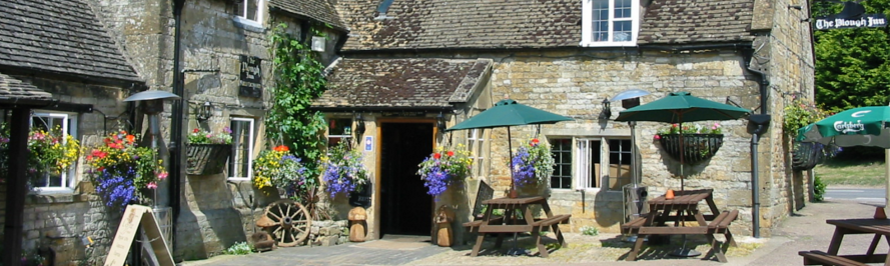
[579,42,638,48]
[26,190,89,204]
[233,16,265,33]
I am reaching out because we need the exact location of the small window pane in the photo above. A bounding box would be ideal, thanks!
[550,138,572,189]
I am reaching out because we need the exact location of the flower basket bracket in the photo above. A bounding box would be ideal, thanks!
[657,134,724,165]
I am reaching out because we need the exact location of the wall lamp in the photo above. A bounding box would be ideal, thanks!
[602,98,612,119]
[195,101,213,121]
[354,112,365,136]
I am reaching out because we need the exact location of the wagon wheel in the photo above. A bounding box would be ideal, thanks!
[263,199,311,247]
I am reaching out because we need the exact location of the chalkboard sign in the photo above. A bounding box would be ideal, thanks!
[239,55,262,98]
[349,183,372,208]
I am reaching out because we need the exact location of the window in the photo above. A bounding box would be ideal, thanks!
[30,111,77,192]
[581,0,639,47]
[467,129,488,178]
[550,137,632,191]
[233,0,265,27]
[229,117,255,180]
[550,138,573,189]
[326,118,353,147]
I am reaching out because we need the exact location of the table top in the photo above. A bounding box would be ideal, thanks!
[648,189,713,206]
[827,218,890,235]
[482,196,545,205]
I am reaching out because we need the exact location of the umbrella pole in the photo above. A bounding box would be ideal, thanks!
[670,119,700,257]
[504,127,526,256]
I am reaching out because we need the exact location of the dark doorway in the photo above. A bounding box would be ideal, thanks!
[380,122,433,236]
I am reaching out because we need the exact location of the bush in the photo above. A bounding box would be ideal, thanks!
[223,241,253,255]
[580,226,599,236]
[814,174,827,202]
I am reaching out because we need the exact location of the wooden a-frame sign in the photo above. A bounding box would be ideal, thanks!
[104,205,174,266]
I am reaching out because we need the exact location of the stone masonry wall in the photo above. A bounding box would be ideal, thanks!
[0,76,132,265]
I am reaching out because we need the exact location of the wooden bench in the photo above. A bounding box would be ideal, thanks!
[625,209,739,263]
[799,250,868,266]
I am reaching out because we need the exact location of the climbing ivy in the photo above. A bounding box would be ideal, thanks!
[267,23,327,175]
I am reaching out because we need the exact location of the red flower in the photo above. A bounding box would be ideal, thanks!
[446,151,454,157]
[274,145,289,152]
[193,128,200,133]
[126,134,135,144]
[433,153,441,159]
[531,138,540,146]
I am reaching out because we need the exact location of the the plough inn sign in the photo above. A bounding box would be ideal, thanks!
[815,0,887,30]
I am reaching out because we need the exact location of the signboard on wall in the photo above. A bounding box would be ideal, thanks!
[239,55,263,98]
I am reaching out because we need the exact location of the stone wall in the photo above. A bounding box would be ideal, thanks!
[0,76,132,265]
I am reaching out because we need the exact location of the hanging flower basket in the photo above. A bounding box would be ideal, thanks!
[186,144,232,175]
[791,141,827,171]
[657,134,724,165]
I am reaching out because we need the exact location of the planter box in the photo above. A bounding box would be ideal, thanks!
[186,144,232,175]
[792,142,825,171]
[657,134,724,165]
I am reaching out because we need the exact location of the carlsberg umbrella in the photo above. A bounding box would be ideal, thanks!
[796,105,890,208]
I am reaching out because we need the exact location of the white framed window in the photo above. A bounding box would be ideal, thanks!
[233,0,265,28]
[30,111,77,193]
[229,117,256,180]
[467,128,488,178]
[551,137,632,191]
[581,0,640,47]
[326,118,353,147]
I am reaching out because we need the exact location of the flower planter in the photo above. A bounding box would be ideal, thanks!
[186,144,232,175]
[657,134,724,165]
[792,142,825,171]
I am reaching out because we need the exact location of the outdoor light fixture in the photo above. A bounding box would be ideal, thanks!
[196,101,213,121]
[124,90,181,114]
[602,98,612,119]
[437,112,447,132]
[354,113,365,135]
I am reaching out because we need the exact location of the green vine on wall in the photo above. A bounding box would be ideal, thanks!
[783,97,828,137]
[267,23,327,175]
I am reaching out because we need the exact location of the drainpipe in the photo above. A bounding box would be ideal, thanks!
[169,0,186,251]
[743,45,770,238]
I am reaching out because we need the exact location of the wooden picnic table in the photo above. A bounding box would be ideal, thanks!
[463,196,570,258]
[621,189,738,263]
[799,218,890,265]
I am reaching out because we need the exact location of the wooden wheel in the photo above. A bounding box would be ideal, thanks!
[263,199,311,247]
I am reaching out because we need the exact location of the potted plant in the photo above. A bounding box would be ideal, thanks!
[784,98,837,170]
[85,130,167,210]
[655,122,724,165]
[253,145,317,202]
[417,144,472,198]
[321,141,369,198]
[186,127,233,175]
[0,123,81,187]
[511,138,553,196]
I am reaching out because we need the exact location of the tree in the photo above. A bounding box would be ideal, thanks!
[813,0,890,112]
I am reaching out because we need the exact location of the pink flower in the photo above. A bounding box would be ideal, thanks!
[157,172,168,180]
[654,135,661,140]
[147,182,158,189]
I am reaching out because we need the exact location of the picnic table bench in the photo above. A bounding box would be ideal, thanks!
[799,218,890,265]
[463,196,570,258]
[620,189,738,263]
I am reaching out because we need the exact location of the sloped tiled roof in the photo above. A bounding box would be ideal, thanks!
[336,0,582,51]
[334,0,757,50]
[638,0,756,44]
[313,58,492,110]
[0,0,142,83]
[270,0,348,31]
[0,73,52,101]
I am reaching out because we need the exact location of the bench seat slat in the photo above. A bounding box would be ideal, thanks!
[799,250,868,266]
[532,214,571,227]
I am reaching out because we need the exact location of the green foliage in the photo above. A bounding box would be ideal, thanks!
[813,174,827,202]
[784,98,828,137]
[813,0,890,112]
[267,23,328,178]
[223,241,254,255]
[580,226,599,236]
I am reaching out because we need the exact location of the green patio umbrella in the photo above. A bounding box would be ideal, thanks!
[796,106,890,149]
[796,106,890,208]
[446,99,572,256]
[615,91,750,257]
[615,91,751,190]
